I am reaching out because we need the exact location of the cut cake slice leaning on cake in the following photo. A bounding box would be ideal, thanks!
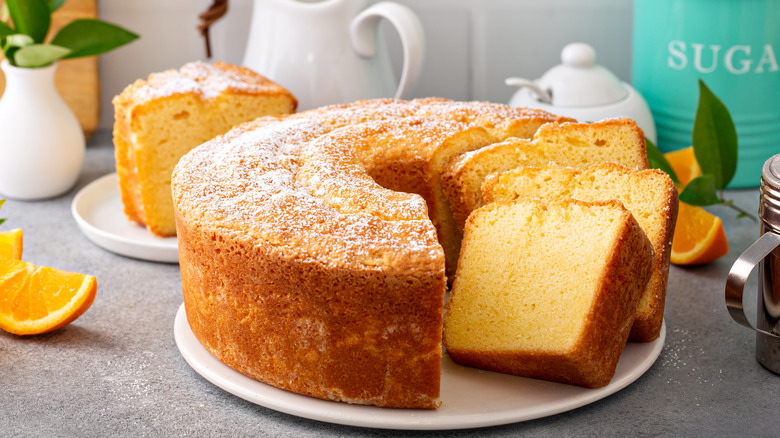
[481,162,678,342]
[441,118,649,230]
[113,61,297,237]
[442,198,654,388]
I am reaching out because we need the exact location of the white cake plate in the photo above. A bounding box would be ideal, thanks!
[71,173,178,263]
[174,304,665,430]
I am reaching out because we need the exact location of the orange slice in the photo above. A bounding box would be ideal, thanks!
[664,147,702,187]
[670,202,729,265]
[0,258,97,335]
[0,228,23,260]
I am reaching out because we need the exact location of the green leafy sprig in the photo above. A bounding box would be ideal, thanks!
[0,199,6,226]
[647,79,757,221]
[0,0,138,68]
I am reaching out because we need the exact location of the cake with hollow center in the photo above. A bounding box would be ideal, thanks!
[113,61,297,237]
[285,98,572,277]
[443,198,654,388]
[171,99,568,409]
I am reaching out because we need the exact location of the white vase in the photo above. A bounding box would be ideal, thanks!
[0,59,85,200]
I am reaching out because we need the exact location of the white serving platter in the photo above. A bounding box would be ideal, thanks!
[174,304,665,430]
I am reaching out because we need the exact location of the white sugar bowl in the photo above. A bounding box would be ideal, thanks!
[506,42,656,143]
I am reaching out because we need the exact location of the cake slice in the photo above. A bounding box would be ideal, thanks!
[481,162,678,342]
[441,118,649,229]
[113,61,297,237]
[443,198,654,388]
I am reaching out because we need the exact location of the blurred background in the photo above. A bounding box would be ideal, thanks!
[97,0,633,131]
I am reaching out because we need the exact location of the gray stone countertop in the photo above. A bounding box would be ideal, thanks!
[1,132,777,437]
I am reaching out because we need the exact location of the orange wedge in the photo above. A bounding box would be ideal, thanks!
[664,147,702,187]
[0,258,97,335]
[0,228,23,260]
[670,202,729,265]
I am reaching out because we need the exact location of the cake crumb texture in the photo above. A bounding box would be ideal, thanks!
[443,198,654,388]
[481,162,678,342]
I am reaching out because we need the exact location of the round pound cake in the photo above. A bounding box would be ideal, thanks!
[172,99,568,409]
[175,117,446,409]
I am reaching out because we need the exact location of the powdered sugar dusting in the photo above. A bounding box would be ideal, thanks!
[172,99,558,269]
[287,97,562,132]
[173,115,440,268]
[131,61,284,102]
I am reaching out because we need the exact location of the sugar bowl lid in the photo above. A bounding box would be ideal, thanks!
[508,42,628,107]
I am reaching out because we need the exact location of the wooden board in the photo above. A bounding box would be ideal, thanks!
[0,0,99,139]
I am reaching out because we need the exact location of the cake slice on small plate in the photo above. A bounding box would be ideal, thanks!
[113,61,297,237]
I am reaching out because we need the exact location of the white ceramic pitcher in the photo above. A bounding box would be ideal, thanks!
[242,0,424,111]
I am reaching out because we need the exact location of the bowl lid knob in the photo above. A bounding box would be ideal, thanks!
[537,42,628,107]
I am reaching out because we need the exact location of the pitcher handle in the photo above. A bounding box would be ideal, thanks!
[350,1,424,100]
[725,232,780,338]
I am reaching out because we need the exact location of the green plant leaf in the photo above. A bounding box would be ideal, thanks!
[47,0,69,12]
[0,199,5,226]
[4,33,34,48]
[3,34,33,65]
[693,80,738,190]
[679,174,720,206]
[51,19,138,59]
[645,137,680,185]
[5,0,51,44]
[0,21,15,37]
[13,43,70,67]
[3,46,19,64]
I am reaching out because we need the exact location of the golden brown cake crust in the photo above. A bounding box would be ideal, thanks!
[178,214,445,408]
[174,114,446,409]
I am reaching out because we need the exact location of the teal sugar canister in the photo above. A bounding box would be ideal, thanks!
[632,0,780,188]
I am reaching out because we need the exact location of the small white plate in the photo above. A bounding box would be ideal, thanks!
[174,304,665,430]
[71,173,178,263]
